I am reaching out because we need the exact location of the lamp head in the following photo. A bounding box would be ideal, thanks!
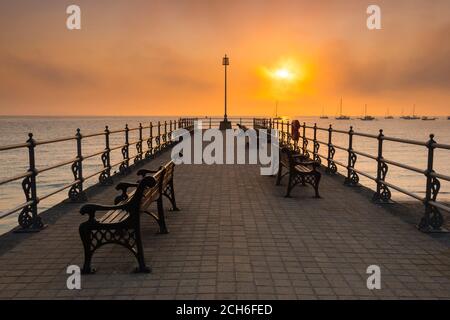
[222,55,229,66]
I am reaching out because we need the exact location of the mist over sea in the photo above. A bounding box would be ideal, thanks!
[0,116,449,235]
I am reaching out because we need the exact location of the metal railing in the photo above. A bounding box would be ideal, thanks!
[193,117,254,129]
[0,118,196,232]
[254,118,450,232]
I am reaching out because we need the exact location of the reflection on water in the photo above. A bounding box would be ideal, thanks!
[0,116,449,234]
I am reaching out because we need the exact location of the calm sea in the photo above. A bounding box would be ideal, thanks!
[0,116,449,235]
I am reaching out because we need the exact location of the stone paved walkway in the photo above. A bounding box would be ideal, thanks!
[0,149,449,300]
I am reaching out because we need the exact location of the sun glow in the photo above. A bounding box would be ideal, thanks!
[256,57,309,102]
[275,69,292,79]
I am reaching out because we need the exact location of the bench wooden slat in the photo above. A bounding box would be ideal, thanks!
[99,210,118,223]
[100,209,128,224]
[295,164,313,173]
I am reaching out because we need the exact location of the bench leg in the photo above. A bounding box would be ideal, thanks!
[276,165,283,186]
[285,173,296,197]
[164,180,180,211]
[79,223,95,274]
[156,198,169,234]
[134,230,151,273]
[313,173,321,198]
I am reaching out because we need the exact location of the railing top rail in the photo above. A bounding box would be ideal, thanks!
[382,135,428,147]
[34,136,77,146]
[0,142,30,151]
[0,171,32,186]
[353,131,379,139]
[83,132,106,139]
[433,142,450,150]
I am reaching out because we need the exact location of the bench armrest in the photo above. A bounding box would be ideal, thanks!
[114,182,138,205]
[116,182,138,192]
[137,169,158,177]
[292,153,309,160]
[299,160,320,169]
[80,203,127,222]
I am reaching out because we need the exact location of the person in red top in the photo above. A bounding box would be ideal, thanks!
[291,120,301,150]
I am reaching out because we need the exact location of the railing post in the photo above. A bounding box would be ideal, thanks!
[169,120,173,145]
[284,120,288,146]
[325,124,337,174]
[418,134,443,232]
[69,128,87,201]
[163,120,168,148]
[156,121,161,153]
[302,122,308,158]
[134,123,143,164]
[146,122,153,159]
[344,126,359,186]
[119,124,130,174]
[372,129,391,202]
[313,123,320,164]
[287,120,292,147]
[16,133,44,232]
[99,126,113,185]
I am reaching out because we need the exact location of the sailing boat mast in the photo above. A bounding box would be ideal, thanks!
[385,107,393,119]
[320,106,328,119]
[360,104,374,121]
[335,98,350,120]
[411,104,419,120]
[274,100,282,120]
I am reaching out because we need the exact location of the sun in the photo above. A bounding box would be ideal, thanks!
[275,69,291,79]
[257,57,310,101]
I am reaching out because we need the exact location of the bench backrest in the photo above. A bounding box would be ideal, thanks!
[280,147,296,170]
[139,161,175,211]
[115,161,175,217]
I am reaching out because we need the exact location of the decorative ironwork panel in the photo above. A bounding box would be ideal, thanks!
[419,176,443,230]
[345,151,359,185]
[18,175,34,229]
[146,138,153,158]
[313,141,321,164]
[134,141,143,164]
[326,145,337,174]
[99,150,112,185]
[302,137,309,158]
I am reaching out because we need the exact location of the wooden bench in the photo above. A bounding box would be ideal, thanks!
[78,161,177,274]
[276,147,321,198]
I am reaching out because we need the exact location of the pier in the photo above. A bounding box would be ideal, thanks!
[0,118,449,299]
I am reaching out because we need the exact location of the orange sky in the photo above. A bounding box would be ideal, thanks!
[0,0,449,116]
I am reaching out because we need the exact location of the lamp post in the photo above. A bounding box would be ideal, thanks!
[219,54,232,130]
